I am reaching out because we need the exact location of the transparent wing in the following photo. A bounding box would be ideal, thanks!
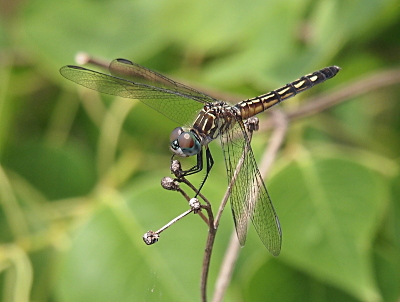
[109,59,217,103]
[60,59,216,125]
[220,120,282,256]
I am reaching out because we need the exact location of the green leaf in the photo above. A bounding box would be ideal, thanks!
[56,203,186,302]
[244,259,360,302]
[268,157,388,302]
[3,142,96,200]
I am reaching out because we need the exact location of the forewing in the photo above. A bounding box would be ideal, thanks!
[109,59,217,103]
[60,64,208,126]
[220,120,282,256]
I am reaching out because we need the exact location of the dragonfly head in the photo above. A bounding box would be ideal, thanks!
[170,127,201,157]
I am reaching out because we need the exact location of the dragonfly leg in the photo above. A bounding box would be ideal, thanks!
[170,147,214,196]
[172,149,204,178]
[205,147,214,175]
[194,147,214,196]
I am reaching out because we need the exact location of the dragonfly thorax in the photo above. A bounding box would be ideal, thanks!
[169,102,240,158]
[192,102,240,140]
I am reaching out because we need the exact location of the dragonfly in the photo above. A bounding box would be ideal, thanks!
[60,59,340,256]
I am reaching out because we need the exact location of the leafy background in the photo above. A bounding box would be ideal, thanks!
[0,0,399,301]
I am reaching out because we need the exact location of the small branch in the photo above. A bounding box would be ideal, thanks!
[145,176,210,244]
[179,176,212,208]
[74,52,109,69]
[211,232,241,302]
[200,218,217,302]
[162,168,216,302]
[258,110,289,178]
[178,177,216,302]
[178,178,211,224]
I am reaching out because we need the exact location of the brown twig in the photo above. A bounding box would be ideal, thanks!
[211,231,241,302]
[200,217,217,302]
[258,110,289,177]
[173,176,216,302]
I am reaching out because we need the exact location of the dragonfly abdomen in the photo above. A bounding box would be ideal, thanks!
[236,66,340,119]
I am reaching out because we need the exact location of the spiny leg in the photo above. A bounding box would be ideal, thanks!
[194,147,214,197]
[170,147,214,197]
[171,149,204,178]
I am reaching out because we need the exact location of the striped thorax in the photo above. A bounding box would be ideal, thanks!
[170,102,239,157]
[192,102,239,140]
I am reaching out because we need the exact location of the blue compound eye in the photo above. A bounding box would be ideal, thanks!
[178,131,201,156]
[170,127,183,143]
[178,132,195,149]
[169,128,201,156]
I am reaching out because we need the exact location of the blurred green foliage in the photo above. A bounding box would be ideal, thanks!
[0,0,399,301]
